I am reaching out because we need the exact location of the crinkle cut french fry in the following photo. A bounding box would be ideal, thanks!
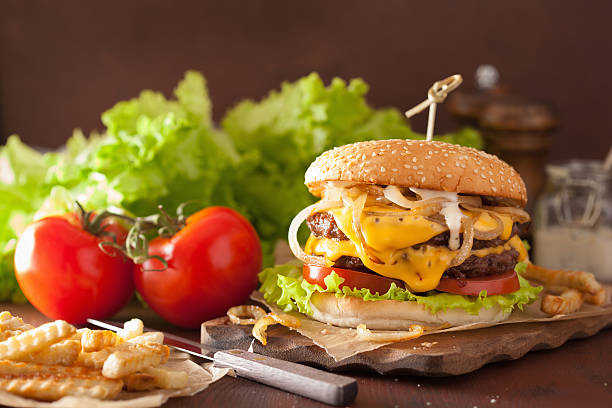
[0,320,75,360]
[585,287,608,306]
[81,329,121,352]
[77,335,163,369]
[143,366,189,389]
[0,359,93,377]
[541,288,584,315]
[0,311,34,332]
[0,375,123,401]
[102,342,170,379]
[127,331,164,345]
[77,346,115,369]
[124,372,157,391]
[524,263,601,295]
[0,329,24,342]
[118,318,144,340]
[124,367,189,391]
[20,339,81,366]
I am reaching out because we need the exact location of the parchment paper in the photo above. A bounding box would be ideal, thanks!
[0,351,232,408]
[251,286,612,361]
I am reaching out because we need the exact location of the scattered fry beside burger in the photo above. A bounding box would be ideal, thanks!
[0,313,188,402]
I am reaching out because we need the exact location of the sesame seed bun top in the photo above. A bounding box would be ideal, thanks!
[305,139,527,206]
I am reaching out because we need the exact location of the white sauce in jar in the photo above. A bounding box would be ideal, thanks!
[534,226,612,282]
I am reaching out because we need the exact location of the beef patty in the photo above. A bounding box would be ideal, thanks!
[306,211,521,282]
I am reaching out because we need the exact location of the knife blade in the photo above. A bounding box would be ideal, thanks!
[87,318,357,406]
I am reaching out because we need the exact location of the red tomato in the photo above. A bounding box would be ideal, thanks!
[303,264,404,294]
[14,215,134,324]
[435,270,520,296]
[134,207,262,328]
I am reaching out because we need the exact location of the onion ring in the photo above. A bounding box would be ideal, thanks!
[384,185,416,208]
[311,199,343,213]
[227,305,267,325]
[268,312,301,329]
[356,324,425,342]
[252,313,301,345]
[252,315,277,346]
[288,203,320,263]
[450,216,474,267]
[473,212,503,240]
[483,206,531,223]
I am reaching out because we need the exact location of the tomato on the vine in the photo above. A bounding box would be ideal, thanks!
[14,213,134,324]
[134,207,262,328]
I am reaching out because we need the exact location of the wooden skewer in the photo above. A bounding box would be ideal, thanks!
[405,74,463,141]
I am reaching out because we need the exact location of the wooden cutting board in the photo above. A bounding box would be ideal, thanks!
[201,310,612,376]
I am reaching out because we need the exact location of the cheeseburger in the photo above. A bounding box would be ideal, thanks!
[260,139,540,329]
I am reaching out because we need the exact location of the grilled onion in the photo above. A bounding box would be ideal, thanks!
[252,312,302,346]
[384,186,451,209]
[356,324,425,342]
[288,203,325,265]
[227,305,267,325]
[311,199,343,213]
[450,216,474,267]
[483,206,531,223]
[473,212,504,240]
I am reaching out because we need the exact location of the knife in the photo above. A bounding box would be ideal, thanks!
[87,318,357,406]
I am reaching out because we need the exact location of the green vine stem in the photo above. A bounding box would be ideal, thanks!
[75,201,201,271]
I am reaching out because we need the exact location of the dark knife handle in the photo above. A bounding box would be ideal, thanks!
[213,349,357,406]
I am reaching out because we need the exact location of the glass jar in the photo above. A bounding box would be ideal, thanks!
[533,160,612,282]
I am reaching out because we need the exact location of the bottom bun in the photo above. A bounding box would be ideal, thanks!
[309,292,511,329]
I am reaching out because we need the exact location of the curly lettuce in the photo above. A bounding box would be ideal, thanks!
[259,261,541,316]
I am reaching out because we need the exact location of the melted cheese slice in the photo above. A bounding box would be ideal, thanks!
[305,206,525,292]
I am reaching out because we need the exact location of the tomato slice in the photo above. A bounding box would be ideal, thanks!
[435,270,520,296]
[303,264,404,294]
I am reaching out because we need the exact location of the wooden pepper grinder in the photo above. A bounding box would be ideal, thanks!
[448,65,557,214]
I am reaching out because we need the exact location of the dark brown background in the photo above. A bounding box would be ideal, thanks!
[1,1,611,161]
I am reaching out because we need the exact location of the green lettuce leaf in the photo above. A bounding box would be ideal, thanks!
[258,261,540,316]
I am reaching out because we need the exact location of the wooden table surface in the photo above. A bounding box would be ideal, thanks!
[2,303,610,408]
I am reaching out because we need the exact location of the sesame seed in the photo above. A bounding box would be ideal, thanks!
[425,155,431,159]
[404,164,410,169]
[421,177,426,183]
[428,151,432,155]
[392,168,398,172]
[417,170,424,175]
[492,186,498,192]
[441,162,446,167]
[413,165,418,170]
[446,174,452,178]
[412,157,417,163]
[444,153,449,157]
[381,167,386,172]
[436,166,441,172]
[490,178,494,183]
[460,163,466,168]
[480,174,487,179]
[474,168,479,174]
